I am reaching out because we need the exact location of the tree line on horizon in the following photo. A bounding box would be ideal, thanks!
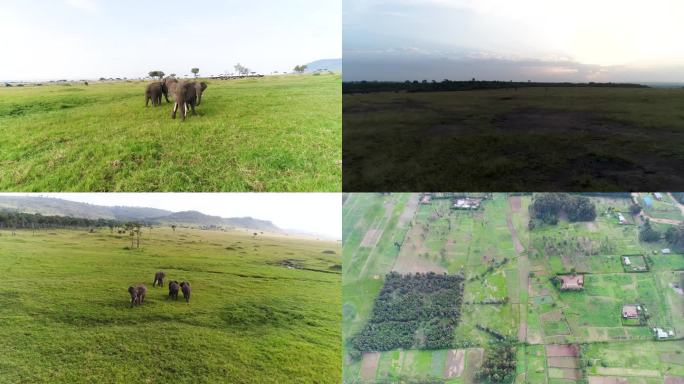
[342,79,648,94]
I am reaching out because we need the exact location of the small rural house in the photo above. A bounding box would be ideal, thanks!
[654,192,663,200]
[617,212,627,225]
[452,198,482,210]
[653,328,673,340]
[621,304,640,319]
[560,274,584,290]
[623,256,631,266]
[420,195,431,205]
[662,248,671,254]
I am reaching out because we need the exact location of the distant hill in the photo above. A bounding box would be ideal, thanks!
[0,196,282,233]
[305,58,341,73]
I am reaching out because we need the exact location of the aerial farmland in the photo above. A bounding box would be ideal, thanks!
[343,192,684,383]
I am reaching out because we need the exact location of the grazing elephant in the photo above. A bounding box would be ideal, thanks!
[171,81,207,120]
[168,281,180,300]
[153,271,166,287]
[128,286,138,307]
[145,82,164,106]
[180,281,191,303]
[162,77,178,103]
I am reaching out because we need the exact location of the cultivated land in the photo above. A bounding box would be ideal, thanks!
[0,227,341,383]
[343,88,684,191]
[342,193,684,383]
[0,74,341,191]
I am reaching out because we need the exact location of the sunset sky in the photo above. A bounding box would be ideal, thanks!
[344,0,684,82]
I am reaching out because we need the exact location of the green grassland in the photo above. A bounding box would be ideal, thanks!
[343,193,684,384]
[0,227,341,383]
[343,88,684,191]
[0,74,341,191]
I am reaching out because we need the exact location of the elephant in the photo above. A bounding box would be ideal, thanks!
[145,82,164,106]
[168,281,180,300]
[171,81,207,120]
[162,77,178,103]
[153,271,166,287]
[180,281,191,303]
[128,284,147,306]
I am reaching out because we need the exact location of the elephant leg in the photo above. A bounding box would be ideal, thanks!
[183,103,188,120]
[145,96,149,107]
[172,102,178,119]
[191,103,197,115]
[164,92,170,103]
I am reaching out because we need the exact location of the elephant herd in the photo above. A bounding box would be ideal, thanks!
[128,271,191,307]
[145,77,208,121]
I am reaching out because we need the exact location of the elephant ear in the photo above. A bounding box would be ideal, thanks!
[200,82,207,91]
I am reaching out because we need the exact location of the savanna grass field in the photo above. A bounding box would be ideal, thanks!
[0,227,341,383]
[343,87,684,191]
[0,74,341,191]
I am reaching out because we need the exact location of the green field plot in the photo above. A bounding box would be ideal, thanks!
[639,194,684,221]
[621,255,650,272]
[650,254,684,271]
[0,75,341,191]
[583,341,684,378]
[0,227,341,383]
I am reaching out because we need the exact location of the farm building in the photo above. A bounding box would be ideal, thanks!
[559,274,584,290]
[653,192,663,200]
[623,256,631,266]
[662,248,671,254]
[621,304,640,319]
[420,195,431,204]
[452,198,482,210]
[617,212,627,224]
[653,328,673,340]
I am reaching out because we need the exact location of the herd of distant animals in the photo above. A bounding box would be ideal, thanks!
[145,76,207,121]
[128,271,191,307]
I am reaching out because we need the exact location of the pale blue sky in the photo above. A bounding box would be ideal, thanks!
[2,193,342,239]
[1,0,341,81]
[344,0,684,82]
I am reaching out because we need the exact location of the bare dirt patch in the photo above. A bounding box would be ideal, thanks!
[360,352,380,380]
[398,193,420,227]
[665,376,684,384]
[464,348,484,384]
[360,229,381,248]
[509,196,521,212]
[506,216,525,254]
[589,377,630,384]
[545,344,579,357]
[444,349,466,378]
[547,357,579,368]
[596,367,660,377]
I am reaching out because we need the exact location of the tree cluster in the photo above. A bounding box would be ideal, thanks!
[0,210,118,230]
[639,219,661,242]
[293,64,308,74]
[529,193,596,226]
[350,272,464,352]
[665,224,684,247]
[477,340,517,384]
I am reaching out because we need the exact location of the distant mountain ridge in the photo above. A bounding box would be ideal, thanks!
[305,58,341,73]
[0,196,281,233]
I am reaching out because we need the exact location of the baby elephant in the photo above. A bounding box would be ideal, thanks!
[168,281,180,300]
[153,271,166,287]
[145,81,165,106]
[180,281,191,303]
[128,284,147,307]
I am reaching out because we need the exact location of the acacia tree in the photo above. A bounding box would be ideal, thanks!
[294,64,307,74]
[191,68,199,78]
[148,70,165,80]
[234,63,249,76]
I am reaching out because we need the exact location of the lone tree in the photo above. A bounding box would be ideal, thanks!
[294,64,307,74]
[148,70,165,80]
[191,68,199,78]
[234,63,249,76]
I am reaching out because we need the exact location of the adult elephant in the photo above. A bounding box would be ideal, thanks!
[162,77,178,103]
[171,81,208,120]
